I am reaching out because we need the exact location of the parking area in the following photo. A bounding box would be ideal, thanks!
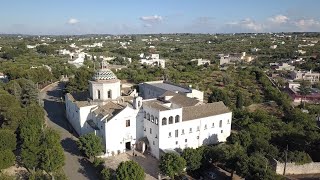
[104,151,160,180]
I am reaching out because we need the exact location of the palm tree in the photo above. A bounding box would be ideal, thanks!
[298,80,312,108]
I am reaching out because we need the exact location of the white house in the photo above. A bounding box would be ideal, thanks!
[291,70,320,83]
[270,45,278,49]
[65,63,232,159]
[191,58,211,66]
[68,52,92,68]
[272,63,295,71]
[140,54,166,68]
[0,72,8,82]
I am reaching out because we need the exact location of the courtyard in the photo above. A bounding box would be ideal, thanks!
[104,151,160,180]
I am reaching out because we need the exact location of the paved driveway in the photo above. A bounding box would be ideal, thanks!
[40,82,98,180]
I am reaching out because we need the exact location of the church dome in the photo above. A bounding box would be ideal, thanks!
[92,69,117,81]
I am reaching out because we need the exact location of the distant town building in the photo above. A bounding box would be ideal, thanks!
[219,52,253,65]
[68,52,92,68]
[287,82,320,103]
[191,58,211,66]
[290,70,320,83]
[270,45,278,49]
[250,47,260,52]
[0,72,8,82]
[270,63,295,71]
[298,50,307,55]
[140,54,166,68]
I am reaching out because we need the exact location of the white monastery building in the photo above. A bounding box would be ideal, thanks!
[65,61,232,159]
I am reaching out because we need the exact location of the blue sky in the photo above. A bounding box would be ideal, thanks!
[1,0,320,34]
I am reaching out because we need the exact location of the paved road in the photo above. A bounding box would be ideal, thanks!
[40,82,98,180]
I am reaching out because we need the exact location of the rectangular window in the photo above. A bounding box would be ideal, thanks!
[197,136,199,139]
[175,130,178,137]
[153,141,155,145]
[182,129,185,135]
[221,130,223,133]
[150,128,152,134]
[126,120,130,127]
[197,126,200,131]
[185,139,187,143]
[169,132,172,137]
[212,123,215,128]
[204,124,207,130]
[189,128,192,133]
[176,141,178,145]
[108,90,111,98]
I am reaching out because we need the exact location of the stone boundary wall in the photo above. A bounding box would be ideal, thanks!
[271,159,320,175]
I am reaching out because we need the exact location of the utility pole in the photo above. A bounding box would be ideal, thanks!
[283,144,288,175]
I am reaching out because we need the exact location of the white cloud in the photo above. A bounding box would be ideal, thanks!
[268,15,289,24]
[227,18,263,32]
[293,18,320,30]
[140,15,163,23]
[67,18,79,25]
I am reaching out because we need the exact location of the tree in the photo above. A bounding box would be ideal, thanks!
[236,91,244,109]
[4,80,22,100]
[0,149,15,170]
[39,129,65,177]
[208,88,231,106]
[36,45,55,55]
[159,153,186,179]
[66,67,94,93]
[245,153,280,180]
[0,130,16,151]
[77,133,103,159]
[18,79,39,105]
[181,148,202,171]
[286,151,312,165]
[298,80,311,107]
[116,161,145,180]
[101,168,111,180]
[20,116,44,171]
[222,144,249,179]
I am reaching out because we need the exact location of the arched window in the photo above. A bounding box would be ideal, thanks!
[151,115,154,123]
[155,117,158,125]
[144,111,146,118]
[219,120,222,128]
[97,90,101,99]
[147,113,150,121]
[175,115,180,123]
[162,118,167,125]
[169,116,173,124]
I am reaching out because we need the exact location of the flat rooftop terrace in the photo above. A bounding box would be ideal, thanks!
[147,82,190,93]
